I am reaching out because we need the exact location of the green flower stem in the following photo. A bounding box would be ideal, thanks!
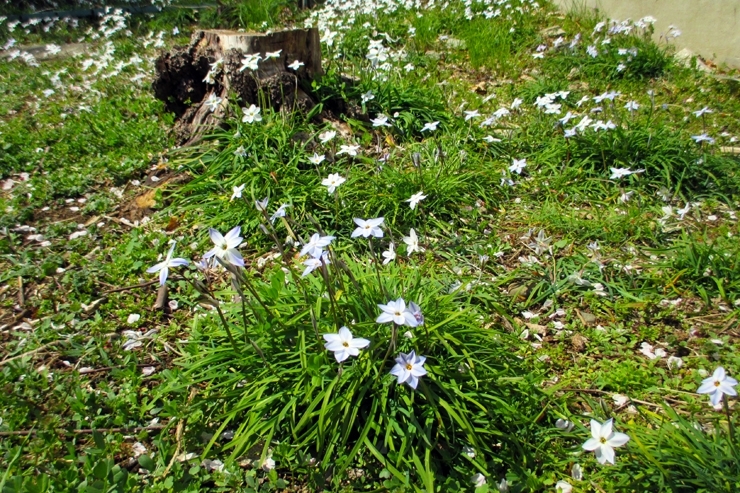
[372,324,397,387]
[239,295,280,379]
[319,260,342,331]
[214,302,241,354]
[368,239,389,300]
[723,395,738,457]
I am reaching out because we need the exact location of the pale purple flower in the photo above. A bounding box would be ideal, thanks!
[376,298,419,327]
[302,253,330,277]
[204,226,244,267]
[270,203,290,223]
[697,366,738,407]
[693,107,713,118]
[390,350,427,389]
[407,301,424,326]
[147,242,189,285]
[509,158,527,175]
[300,233,335,258]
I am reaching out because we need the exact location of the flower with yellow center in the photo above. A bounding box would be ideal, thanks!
[697,366,737,407]
[390,350,427,389]
[323,326,370,363]
[582,418,629,464]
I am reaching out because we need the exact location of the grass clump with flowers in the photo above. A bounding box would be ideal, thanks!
[159,213,553,490]
[2,0,740,491]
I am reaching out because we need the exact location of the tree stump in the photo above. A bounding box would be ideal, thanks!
[153,28,322,145]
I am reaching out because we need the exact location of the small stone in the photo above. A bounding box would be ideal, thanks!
[571,334,587,352]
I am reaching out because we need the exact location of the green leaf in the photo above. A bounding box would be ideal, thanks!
[92,431,105,451]
[91,460,109,480]
[138,455,155,472]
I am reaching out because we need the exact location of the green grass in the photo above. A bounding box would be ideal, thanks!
[2,0,740,491]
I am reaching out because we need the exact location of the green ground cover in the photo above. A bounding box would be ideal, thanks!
[1,0,740,491]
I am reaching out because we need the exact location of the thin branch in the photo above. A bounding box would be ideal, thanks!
[0,341,62,366]
[0,308,31,330]
[77,363,162,375]
[100,277,183,295]
[17,276,25,307]
[100,280,160,295]
[0,423,167,437]
[558,387,665,410]
[163,387,198,478]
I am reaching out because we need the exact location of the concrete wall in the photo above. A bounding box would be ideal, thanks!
[552,0,740,69]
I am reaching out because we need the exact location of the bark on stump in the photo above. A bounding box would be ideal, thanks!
[153,28,322,145]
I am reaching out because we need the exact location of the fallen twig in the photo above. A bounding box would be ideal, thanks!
[101,277,182,296]
[17,276,25,307]
[101,280,159,294]
[77,362,162,375]
[0,308,31,331]
[0,423,167,437]
[154,284,168,311]
[559,387,666,410]
[163,387,198,478]
[0,341,62,366]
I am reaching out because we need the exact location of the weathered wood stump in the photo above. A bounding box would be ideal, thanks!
[153,28,322,145]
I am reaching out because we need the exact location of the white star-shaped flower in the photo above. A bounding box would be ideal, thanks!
[146,242,189,285]
[319,130,336,143]
[509,158,527,174]
[239,54,261,72]
[351,217,384,238]
[230,184,245,201]
[609,167,643,180]
[382,243,396,265]
[582,418,630,464]
[288,60,305,70]
[421,121,439,132]
[302,252,330,277]
[323,326,370,362]
[371,115,391,127]
[464,109,480,121]
[406,191,427,210]
[337,144,361,156]
[403,228,424,256]
[697,366,738,407]
[242,104,262,123]
[203,226,244,267]
[321,173,346,194]
[376,298,418,327]
[300,233,335,258]
[204,93,223,112]
[389,350,427,389]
